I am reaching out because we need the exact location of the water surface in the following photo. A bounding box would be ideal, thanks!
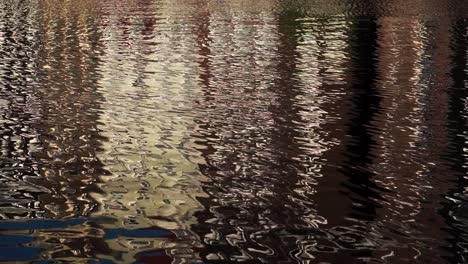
[0,0,467,263]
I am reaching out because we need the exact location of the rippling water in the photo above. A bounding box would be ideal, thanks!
[0,0,466,263]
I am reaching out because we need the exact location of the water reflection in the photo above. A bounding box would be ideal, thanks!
[91,0,208,262]
[0,0,466,263]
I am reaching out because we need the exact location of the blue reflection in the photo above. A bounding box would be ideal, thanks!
[0,218,88,231]
[0,218,172,239]
[0,247,40,261]
[0,235,33,245]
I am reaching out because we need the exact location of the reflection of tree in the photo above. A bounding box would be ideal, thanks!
[268,6,309,227]
[301,15,386,263]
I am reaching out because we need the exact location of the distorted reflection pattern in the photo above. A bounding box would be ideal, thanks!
[0,0,466,263]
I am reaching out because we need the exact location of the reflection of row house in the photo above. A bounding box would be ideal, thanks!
[28,0,108,261]
[369,16,445,262]
[0,0,207,262]
[188,2,465,264]
[190,5,289,263]
[32,0,106,220]
[0,0,464,263]
[188,3,355,263]
[90,0,209,262]
[0,1,44,219]
[0,0,106,221]
[364,7,459,263]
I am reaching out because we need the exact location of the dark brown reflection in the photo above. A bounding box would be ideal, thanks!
[441,17,468,263]
[317,15,384,263]
[340,16,383,223]
[189,2,468,264]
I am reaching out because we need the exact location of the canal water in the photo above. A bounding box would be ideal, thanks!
[0,0,466,263]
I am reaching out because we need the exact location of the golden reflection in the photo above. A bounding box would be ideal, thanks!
[90,0,208,262]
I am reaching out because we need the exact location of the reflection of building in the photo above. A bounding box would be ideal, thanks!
[0,1,44,219]
[31,0,106,220]
[190,5,287,262]
[189,3,353,262]
[0,0,111,262]
[188,2,465,264]
[90,0,209,262]
[368,16,446,262]
[0,0,107,221]
[26,0,109,261]
[0,0,208,262]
